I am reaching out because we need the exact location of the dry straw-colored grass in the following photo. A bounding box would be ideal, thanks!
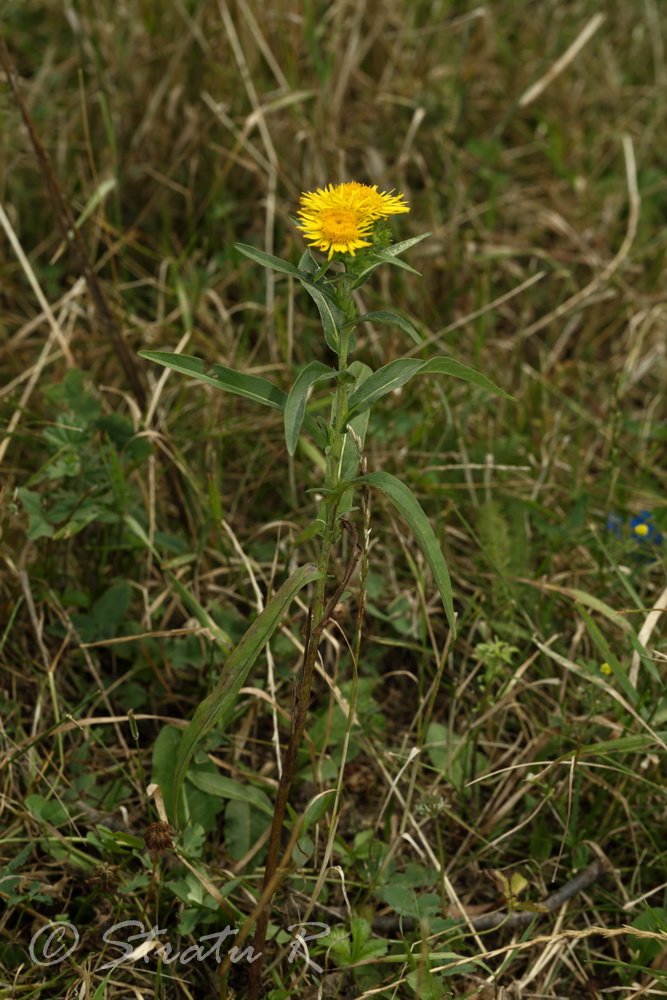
[1,1,666,998]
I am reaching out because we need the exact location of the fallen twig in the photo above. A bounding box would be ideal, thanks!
[369,856,612,934]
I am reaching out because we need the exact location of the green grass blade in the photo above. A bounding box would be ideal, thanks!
[167,572,234,648]
[533,582,635,633]
[124,513,234,646]
[169,562,323,823]
[341,361,372,483]
[354,470,456,635]
[560,733,667,758]
[339,361,372,516]
[575,602,638,705]
[91,971,114,997]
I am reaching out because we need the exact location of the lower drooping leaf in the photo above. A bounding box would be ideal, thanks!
[169,562,323,823]
[139,350,286,407]
[354,471,456,635]
[186,770,274,816]
[138,351,326,447]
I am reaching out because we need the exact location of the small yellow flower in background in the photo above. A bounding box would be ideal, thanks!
[296,181,409,260]
[600,662,613,675]
[633,523,649,538]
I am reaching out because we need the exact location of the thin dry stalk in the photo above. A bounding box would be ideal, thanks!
[522,135,640,339]
[629,581,667,688]
[518,14,606,108]
[0,37,146,405]
[247,528,362,1000]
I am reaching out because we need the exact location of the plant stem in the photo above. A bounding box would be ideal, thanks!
[246,302,355,1000]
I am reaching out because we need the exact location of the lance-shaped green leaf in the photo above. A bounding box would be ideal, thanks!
[298,248,320,278]
[139,351,326,448]
[559,732,667,759]
[383,233,432,257]
[350,259,383,290]
[298,278,344,353]
[284,361,340,456]
[341,362,372,480]
[346,356,513,419]
[140,350,286,407]
[374,249,422,275]
[349,234,431,290]
[575,603,638,706]
[170,562,323,823]
[235,242,301,276]
[353,471,456,635]
[346,310,422,346]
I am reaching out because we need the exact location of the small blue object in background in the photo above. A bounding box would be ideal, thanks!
[606,509,663,557]
[628,510,663,545]
[606,512,623,538]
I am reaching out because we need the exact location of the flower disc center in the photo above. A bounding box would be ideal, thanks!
[319,208,364,242]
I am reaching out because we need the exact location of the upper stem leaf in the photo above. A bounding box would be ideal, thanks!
[346,310,422,346]
[235,243,301,276]
[346,356,513,419]
[285,361,340,456]
[298,277,345,353]
[354,470,456,635]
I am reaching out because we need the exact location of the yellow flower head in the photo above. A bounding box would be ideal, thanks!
[633,523,649,538]
[334,181,410,219]
[296,199,374,260]
[296,181,409,260]
[600,662,613,675]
